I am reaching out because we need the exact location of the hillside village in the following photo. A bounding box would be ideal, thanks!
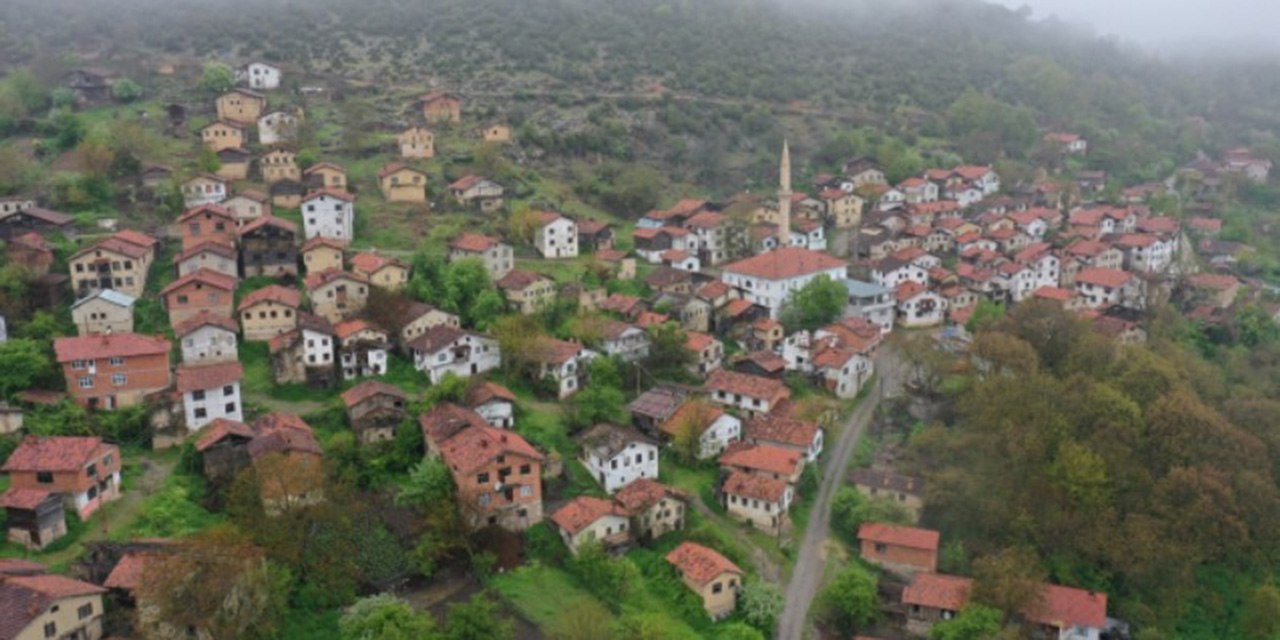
[0,42,1278,640]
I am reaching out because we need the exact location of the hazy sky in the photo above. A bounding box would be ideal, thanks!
[990,0,1279,54]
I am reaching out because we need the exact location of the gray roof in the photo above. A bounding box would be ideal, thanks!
[844,279,891,297]
[71,289,136,310]
[576,423,657,460]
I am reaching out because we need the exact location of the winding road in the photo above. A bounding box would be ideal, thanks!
[776,349,904,640]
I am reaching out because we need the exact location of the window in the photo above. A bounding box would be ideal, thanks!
[36,471,53,484]
[112,373,127,386]
[477,472,490,485]
[712,582,723,594]
[44,622,56,638]
[223,385,235,396]
[79,376,94,389]
[104,454,113,467]
[192,390,205,401]
[176,295,189,304]
[478,493,490,506]
[520,485,533,497]
[225,402,237,413]
[194,408,207,419]
[72,359,91,370]
[519,464,531,475]
[109,356,124,366]
[874,543,887,553]
[87,464,98,477]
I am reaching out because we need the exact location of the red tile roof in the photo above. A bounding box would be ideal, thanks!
[685,331,717,354]
[0,488,56,509]
[304,268,367,290]
[745,414,819,449]
[351,252,405,275]
[705,369,788,401]
[496,269,549,291]
[54,333,170,363]
[857,522,940,551]
[719,443,802,477]
[666,542,743,586]
[334,319,385,341]
[615,478,684,513]
[419,403,491,446]
[159,268,236,297]
[1075,268,1132,289]
[1033,287,1073,302]
[450,232,501,252]
[238,284,301,311]
[172,239,237,265]
[530,337,582,364]
[723,248,846,280]
[173,310,239,337]
[177,204,234,224]
[239,215,296,236]
[194,418,255,452]
[439,424,542,475]
[467,381,516,407]
[895,281,928,303]
[1029,584,1108,630]
[341,380,405,407]
[2,436,112,473]
[550,496,628,535]
[302,187,355,203]
[176,362,243,393]
[111,229,159,250]
[902,572,973,611]
[722,470,788,502]
[1188,273,1240,291]
[70,236,149,261]
[301,236,348,253]
[0,559,48,576]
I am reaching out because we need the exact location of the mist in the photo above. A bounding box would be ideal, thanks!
[989,0,1280,57]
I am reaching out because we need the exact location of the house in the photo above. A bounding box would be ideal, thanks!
[531,337,592,399]
[305,269,370,323]
[0,195,34,217]
[0,488,67,549]
[341,381,406,445]
[550,496,632,555]
[535,211,579,258]
[178,205,237,251]
[903,573,1107,640]
[599,320,650,362]
[872,255,929,290]
[850,468,925,521]
[685,331,724,376]
[1115,233,1176,274]
[392,301,462,348]
[268,313,337,388]
[53,333,171,410]
[174,311,238,365]
[237,285,301,341]
[449,176,505,213]
[66,68,113,103]
[177,361,244,431]
[1223,147,1273,182]
[844,279,895,334]
[215,88,266,125]
[398,126,435,159]
[577,423,660,494]
[577,219,614,253]
[201,120,245,151]
[239,61,281,90]
[646,266,695,295]
[378,163,427,203]
[659,400,741,459]
[496,270,556,315]
[239,216,299,278]
[896,282,947,328]
[629,386,688,435]
[5,232,54,275]
[744,414,823,462]
[0,207,74,241]
[722,470,793,535]
[821,188,864,229]
[0,573,108,639]
[304,162,348,192]
[301,236,346,274]
[903,573,973,634]
[2,435,121,519]
[257,110,301,146]
[857,523,939,575]
[334,320,390,381]
[174,240,238,280]
[260,148,301,185]
[181,174,228,209]
[351,252,409,291]
[224,190,272,228]
[467,381,516,429]
[216,147,249,180]
[408,326,501,383]
[705,370,791,417]
[482,124,511,143]
[420,403,491,455]
[721,248,848,319]
[615,478,688,541]
[160,269,236,327]
[449,233,514,280]
[1045,132,1087,155]
[1186,273,1241,309]
[666,542,744,619]
[270,178,306,209]
[440,424,544,530]
[1074,268,1137,309]
[70,290,135,336]
[418,91,463,124]
[953,165,1001,195]
[246,413,326,513]
[844,157,888,188]
[719,443,804,485]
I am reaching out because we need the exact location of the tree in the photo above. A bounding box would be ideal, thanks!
[779,275,846,331]
[1243,583,1280,640]
[642,322,694,380]
[203,62,235,93]
[441,592,515,640]
[0,339,52,399]
[830,487,911,542]
[715,623,766,640]
[739,580,785,630]
[506,203,542,245]
[929,604,1004,640]
[970,547,1045,620]
[568,541,639,609]
[112,78,142,102]
[670,398,715,462]
[820,563,879,631]
[567,358,627,429]
[340,594,438,640]
[397,458,455,508]
[198,146,222,173]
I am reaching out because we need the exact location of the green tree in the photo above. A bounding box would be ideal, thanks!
[397,458,455,507]
[642,322,694,380]
[830,487,911,542]
[567,359,627,429]
[739,580,785,630]
[820,563,879,631]
[198,146,222,174]
[1243,583,1280,640]
[203,62,235,93]
[112,78,142,102]
[441,592,514,640]
[339,594,438,640]
[970,547,1045,619]
[929,604,1004,640]
[780,275,846,331]
[569,541,640,610]
[0,339,52,399]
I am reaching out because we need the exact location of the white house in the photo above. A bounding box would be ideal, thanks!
[953,166,1001,195]
[872,256,929,290]
[789,220,827,252]
[600,320,650,362]
[895,282,947,328]
[704,369,791,418]
[257,111,301,146]
[239,62,281,90]
[997,262,1039,303]
[182,174,227,209]
[467,382,516,429]
[532,337,597,399]
[300,316,336,369]
[335,321,389,381]
[720,247,848,319]
[844,280,896,334]
[877,188,906,211]
[408,326,502,384]
[535,212,578,259]
[1074,268,1139,309]
[174,311,238,365]
[577,423,660,494]
[301,189,355,241]
[1116,234,1176,274]
[744,414,824,462]
[176,362,244,431]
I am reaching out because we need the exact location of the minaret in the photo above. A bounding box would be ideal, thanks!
[778,139,792,248]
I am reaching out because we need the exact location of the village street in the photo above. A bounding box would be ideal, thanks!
[777,347,905,640]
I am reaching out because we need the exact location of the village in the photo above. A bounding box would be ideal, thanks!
[0,56,1275,640]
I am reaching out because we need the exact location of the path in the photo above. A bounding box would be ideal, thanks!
[689,493,782,584]
[776,349,903,640]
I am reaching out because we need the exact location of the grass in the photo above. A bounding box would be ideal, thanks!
[514,403,573,456]
[492,563,610,630]
[276,608,342,640]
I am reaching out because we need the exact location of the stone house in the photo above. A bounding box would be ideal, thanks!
[496,269,556,315]
[418,91,462,124]
[398,126,435,159]
[239,216,299,278]
[378,163,427,203]
[224,190,272,228]
[260,148,301,185]
[70,290,135,336]
[351,252,409,291]
[174,240,238,280]
[722,471,792,535]
[305,269,370,324]
[215,88,266,125]
[237,285,301,342]
[178,204,237,251]
[301,236,346,274]
[303,162,347,192]
[341,380,406,445]
[201,120,245,151]
[160,269,236,327]
[857,522,939,576]
[449,232,514,280]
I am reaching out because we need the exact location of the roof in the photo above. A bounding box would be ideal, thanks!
[629,387,686,421]
[159,269,236,297]
[419,403,490,445]
[407,325,473,353]
[439,424,543,475]
[685,331,717,354]
[239,215,297,236]
[467,381,516,407]
[1033,287,1074,302]
[70,289,136,311]
[301,236,348,253]
[172,310,239,337]
[246,425,323,460]
[1075,268,1132,289]
[341,380,406,407]
[0,559,48,577]
[666,542,743,585]
[745,414,820,448]
[496,269,550,291]
[351,252,406,275]
[334,319,385,341]
[8,232,53,251]
[697,280,732,300]
[530,337,582,364]
[550,496,628,535]
[194,418,255,452]
[305,268,367,290]
[719,443,802,477]
[685,211,726,229]
[615,478,684,513]
[857,523,940,551]
[304,161,346,175]
[12,207,73,226]
[54,333,170,363]
[722,247,846,281]
[172,239,238,265]
[903,573,973,611]
[1188,273,1240,291]
[0,574,107,637]
[450,232,501,252]
[601,293,644,315]
[659,400,726,438]
[722,470,789,502]
[176,362,243,393]
[895,281,929,303]
[104,550,162,591]
[177,204,233,224]
[953,165,994,180]
[577,423,656,460]
[70,236,149,261]
[536,211,566,226]
[0,488,56,510]
[2,436,111,473]
[743,350,786,373]
[302,187,355,203]
[1030,584,1107,630]
[449,175,486,191]
[706,368,788,401]
[238,284,301,311]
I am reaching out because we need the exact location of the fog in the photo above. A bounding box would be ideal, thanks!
[990,0,1280,56]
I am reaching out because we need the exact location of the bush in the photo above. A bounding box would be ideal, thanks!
[820,563,879,632]
[525,521,568,567]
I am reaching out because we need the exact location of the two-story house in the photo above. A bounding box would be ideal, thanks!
[577,423,660,494]
[535,212,578,259]
[398,126,435,159]
[496,270,556,315]
[53,333,171,410]
[378,163,427,204]
[658,400,742,460]
[178,205,237,251]
[720,248,848,319]
[174,311,239,365]
[351,252,409,291]
[301,189,355,241]
[238,216,298,278]
[177,361,244,431]
[215,88,265,124]
[744,414,824,462]
[341,381,406,445]
[722,470,792,535]
[69,236,152,299]
[2,435,122,519]
[334,320,390,381]
[440,424,544,531]
[449,233,514,280]
[70,290,135,336]
[160,269,236,327]
[408,326,501,384]
[201,120,245,151]
[0,572,108,638]
[530,336,593,398]
[182,174,228,209]
[550,496,631,555]
[257,110,301,146]
[223,190,272,228]
[304,269,369,324]
[666,542,744,620]
[174,241,238,280]
[448,176,505,213]
[237,285,301,342]
[705,370,791,418]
